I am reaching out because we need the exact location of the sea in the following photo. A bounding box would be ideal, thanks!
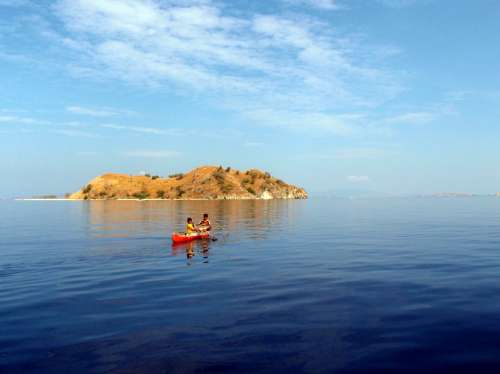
[1,197,500,373]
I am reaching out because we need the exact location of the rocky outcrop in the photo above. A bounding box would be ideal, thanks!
[69,166,307,200]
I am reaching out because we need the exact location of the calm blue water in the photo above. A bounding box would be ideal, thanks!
[2,198,500,373]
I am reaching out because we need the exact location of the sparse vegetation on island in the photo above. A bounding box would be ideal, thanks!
[168,173,184,179]
[69,166,307,200]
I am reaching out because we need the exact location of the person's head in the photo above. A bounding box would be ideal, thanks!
[203,213,209,219]
[187,217,193,224]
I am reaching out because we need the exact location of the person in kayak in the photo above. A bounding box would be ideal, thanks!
[186,217,200,236]
[198,213,212,232]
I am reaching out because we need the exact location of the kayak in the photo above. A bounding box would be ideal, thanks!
[171,232,210,243]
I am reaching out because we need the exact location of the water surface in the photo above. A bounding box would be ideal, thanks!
[2,198,500,373]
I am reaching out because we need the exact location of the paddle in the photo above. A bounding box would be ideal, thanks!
[197,225,217,241]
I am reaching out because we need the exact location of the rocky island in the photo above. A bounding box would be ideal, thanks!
[69,166,307,200]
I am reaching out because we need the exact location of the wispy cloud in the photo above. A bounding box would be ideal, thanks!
[284,0,342,10]
[100,122,239,139]
[49,0,403,134]
[3,1,422,137]
[0,108,237,139]
[99,123,177,135]
[124,150,180,158]
[52,129,100,138]
[382,112,436,125]
[67,105,136,117]
[242,109,356,135]
[0,115,50,125]
[376,0,420,8]
[288,0,421,9]
[445,90,500,103]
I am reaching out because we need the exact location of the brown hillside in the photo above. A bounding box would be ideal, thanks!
[69,166,307,200]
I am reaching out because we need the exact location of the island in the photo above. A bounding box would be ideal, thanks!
[69,166,308,200]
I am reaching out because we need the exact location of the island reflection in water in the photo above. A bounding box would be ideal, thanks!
[85,199,303,242]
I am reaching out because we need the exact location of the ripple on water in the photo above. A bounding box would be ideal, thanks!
[2,198,500,372]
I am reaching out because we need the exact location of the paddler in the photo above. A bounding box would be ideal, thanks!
[198,213,212,232]
[186,217,199,236]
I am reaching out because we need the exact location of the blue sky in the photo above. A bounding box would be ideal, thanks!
[1,0,499,197]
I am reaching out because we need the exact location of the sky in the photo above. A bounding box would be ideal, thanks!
[1,0,500,197]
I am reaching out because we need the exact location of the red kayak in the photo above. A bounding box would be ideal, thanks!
[171,232,210,243]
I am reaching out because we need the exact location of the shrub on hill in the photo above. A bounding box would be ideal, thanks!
[175,186,185,198]
[168,173,184,179]
[132,191,150,199]
[212,170,226,184]
[221,183,233,194]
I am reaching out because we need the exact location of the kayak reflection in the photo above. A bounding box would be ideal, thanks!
[171,238,212,264]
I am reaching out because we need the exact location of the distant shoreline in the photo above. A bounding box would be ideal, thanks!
[12,195,500,201]
[14,197,301,201]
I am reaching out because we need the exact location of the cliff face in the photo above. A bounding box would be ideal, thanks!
[69,166,307,200]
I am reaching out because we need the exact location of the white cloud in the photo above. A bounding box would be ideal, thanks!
[50,0,402,134]
[52,129,100,137]
[445,90,500,103]
[124,150,180,158]
[242,108,356,135]
[347,175,370,183]
[284,0,341,10]
[0,115,50,125]
[99,123,177,135]
[66,105,136,117]
[288,0,422,9]
[383,112,435,125]
[0,107,240,139]
[377,0,419,8]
